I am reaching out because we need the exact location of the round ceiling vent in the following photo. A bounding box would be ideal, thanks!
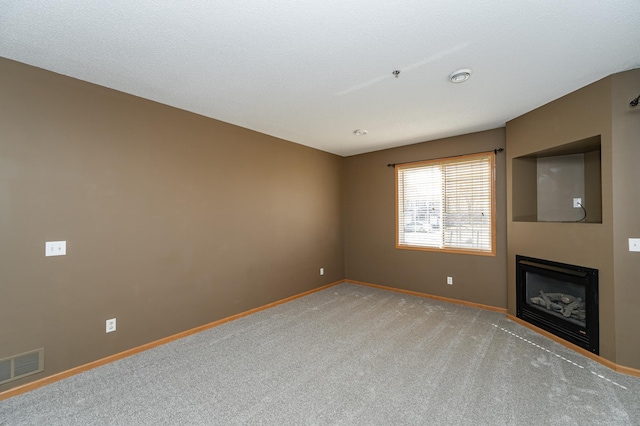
[449,69,472,83]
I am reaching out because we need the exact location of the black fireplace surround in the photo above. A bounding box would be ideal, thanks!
[516,255,599,354]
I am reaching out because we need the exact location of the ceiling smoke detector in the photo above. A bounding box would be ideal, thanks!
[449,69,472,83]
[353,129,368,136]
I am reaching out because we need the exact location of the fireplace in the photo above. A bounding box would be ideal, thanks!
[516,255,599,354]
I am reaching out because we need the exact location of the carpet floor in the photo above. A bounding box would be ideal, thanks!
[1,283,639,425]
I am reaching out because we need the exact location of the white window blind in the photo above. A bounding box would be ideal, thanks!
[396,152,495,255]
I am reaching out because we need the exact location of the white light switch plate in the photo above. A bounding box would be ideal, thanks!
[45,241,66,256]
[629,238,640,252]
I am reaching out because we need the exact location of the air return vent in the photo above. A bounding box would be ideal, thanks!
[0,348,44,385]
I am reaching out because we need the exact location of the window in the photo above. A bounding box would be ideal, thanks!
[396,152,495,255]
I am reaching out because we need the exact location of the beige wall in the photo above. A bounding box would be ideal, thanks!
[611,69,640,369]
[343,129,508,308]
[507,70,640,370]
[506,76,615,361]
[2,56,636,394]
[0,58,344,392]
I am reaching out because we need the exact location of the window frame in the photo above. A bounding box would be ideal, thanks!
[395,151,496,256]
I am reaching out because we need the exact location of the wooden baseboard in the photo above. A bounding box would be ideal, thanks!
[506,314,640,378]
[5,279,636,402]
[0,281,343,402]
[345,279,508,314]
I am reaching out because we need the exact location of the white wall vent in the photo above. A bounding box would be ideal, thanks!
[0,348,44,385]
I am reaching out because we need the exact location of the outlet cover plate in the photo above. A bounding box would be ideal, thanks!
[106,318,116,333]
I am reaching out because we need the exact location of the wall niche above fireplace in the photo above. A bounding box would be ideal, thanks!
[512,135,602,223]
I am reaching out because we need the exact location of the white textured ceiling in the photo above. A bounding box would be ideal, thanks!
[1,1,640,156]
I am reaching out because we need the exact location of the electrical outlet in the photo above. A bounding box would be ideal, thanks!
[573,198,582,208]
[320,267,324,276]
[447,276,453,285]
[630,238,640,252]
[106,318,116,333]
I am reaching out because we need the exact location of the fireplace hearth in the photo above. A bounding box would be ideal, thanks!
[516,255,599,354]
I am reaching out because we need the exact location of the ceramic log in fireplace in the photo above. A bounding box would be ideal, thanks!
[516,255,599,354]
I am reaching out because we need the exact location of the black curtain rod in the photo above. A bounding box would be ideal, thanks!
[387,148,504,168]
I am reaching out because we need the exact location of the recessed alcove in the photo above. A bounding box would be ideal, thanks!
[512,135,602,223]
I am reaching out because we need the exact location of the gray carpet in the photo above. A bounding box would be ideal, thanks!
[2,283,639,425]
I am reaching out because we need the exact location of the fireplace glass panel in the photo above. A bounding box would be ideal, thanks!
[525,271,586,328]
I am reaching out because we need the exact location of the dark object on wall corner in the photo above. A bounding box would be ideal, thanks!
[630,94,640,108]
